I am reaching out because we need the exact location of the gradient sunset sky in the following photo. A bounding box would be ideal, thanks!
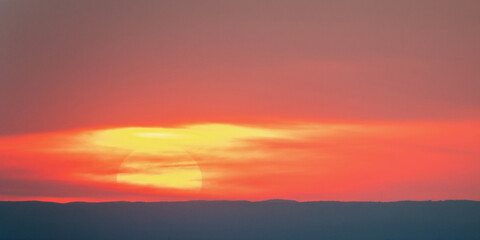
[0,0,479,202]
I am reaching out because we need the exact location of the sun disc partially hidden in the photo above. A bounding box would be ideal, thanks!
[117,150,202,190]
[90,127,203,190]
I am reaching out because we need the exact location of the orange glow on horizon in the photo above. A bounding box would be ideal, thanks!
[0,121,479,202]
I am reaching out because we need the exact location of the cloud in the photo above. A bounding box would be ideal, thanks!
[0,121,478,201]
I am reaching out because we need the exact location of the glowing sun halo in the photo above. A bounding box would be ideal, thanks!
[86,124,285,191]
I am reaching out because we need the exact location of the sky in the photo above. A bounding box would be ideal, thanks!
[0,0,479,202]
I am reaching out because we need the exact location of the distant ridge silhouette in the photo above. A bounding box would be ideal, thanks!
[1,200,479,240]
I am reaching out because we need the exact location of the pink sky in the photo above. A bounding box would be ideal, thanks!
[0,0,479,201]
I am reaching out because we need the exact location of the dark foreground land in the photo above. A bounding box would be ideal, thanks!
[0,200,479,240]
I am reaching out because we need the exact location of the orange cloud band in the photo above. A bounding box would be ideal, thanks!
[0,121,478,202]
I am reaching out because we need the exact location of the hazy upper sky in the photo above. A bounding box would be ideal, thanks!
[1,0,479,135]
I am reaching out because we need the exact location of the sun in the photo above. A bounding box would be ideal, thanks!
[90,127,204,191]
[117,150,202,190]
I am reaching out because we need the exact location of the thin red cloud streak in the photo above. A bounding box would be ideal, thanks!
[0,121,478,202]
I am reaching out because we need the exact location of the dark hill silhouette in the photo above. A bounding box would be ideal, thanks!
[1,200,479,240]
